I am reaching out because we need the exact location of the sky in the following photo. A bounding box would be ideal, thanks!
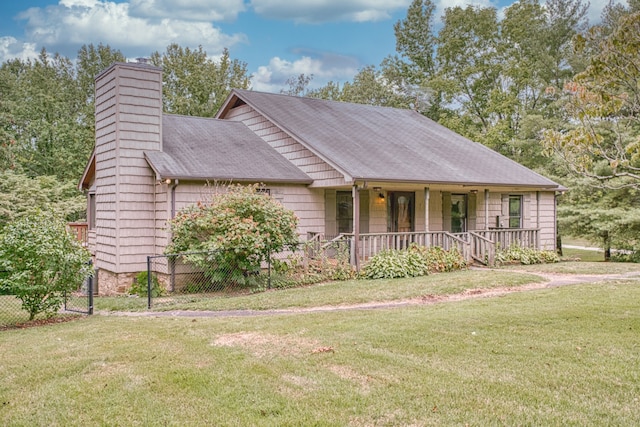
[0,0,616,93]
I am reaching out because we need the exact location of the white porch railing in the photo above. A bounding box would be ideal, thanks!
[326,229,539,267]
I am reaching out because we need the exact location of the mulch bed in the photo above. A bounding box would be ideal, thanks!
[0,314,85,331]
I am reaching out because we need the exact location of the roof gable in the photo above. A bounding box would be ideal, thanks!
[219,89,561,189]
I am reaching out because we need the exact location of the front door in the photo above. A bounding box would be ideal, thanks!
[451,194,467,233]
[388,192,415,232]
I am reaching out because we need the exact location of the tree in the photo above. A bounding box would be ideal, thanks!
[0,171,86,231]
[166,185,299,285]
[150,44,250,117]
[0,211,92,320]
[542,12,640,190]
[281,73,313,96]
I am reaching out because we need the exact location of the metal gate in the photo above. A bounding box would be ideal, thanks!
[63,264,94,315]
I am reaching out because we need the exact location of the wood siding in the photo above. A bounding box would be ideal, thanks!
[223,104,347,186]
[93,63,162,275]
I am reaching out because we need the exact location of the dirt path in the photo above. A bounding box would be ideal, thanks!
[101,270,640,319]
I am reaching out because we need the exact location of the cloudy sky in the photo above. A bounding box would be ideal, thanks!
[0,0,614,93]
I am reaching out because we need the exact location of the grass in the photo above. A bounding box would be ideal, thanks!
[94,269,545,312]
[1,279,639,425]
[508,261,640,275]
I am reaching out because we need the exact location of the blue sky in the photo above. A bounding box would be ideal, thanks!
[0,0,614,93]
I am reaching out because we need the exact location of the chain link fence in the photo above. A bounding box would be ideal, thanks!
[0,263,94,329]
[145,241,353,308]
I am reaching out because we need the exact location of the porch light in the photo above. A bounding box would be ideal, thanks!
[378,192,385,200]
[165,178,172,184]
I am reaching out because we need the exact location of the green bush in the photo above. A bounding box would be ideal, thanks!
[0,212,92,320]
[361,249,429,279]
[167,184,299,287]
[361,244,468,280]
[495,246,560,265]
[409,244,467,272]
[129,271,165,297]
[611,251,640,263]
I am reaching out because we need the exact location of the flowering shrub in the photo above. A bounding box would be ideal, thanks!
[0,212,92,320]
[166,184,299,286]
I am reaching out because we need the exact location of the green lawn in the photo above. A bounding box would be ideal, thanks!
[1,271,639,425]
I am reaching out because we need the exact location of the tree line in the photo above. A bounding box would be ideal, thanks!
[1,0,639,255]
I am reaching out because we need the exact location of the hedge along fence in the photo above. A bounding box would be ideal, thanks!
[143,241,353,308]
[0,265,94,329]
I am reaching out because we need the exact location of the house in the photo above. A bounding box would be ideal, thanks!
[79,62,564,294]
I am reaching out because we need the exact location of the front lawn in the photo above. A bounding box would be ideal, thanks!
[1,277,639,425]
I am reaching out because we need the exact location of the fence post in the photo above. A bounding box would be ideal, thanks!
[147,256,152,309]
[88,273,94,315]
[267,247,272,290]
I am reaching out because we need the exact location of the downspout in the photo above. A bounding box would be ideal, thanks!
[170,179,179,219]
[169,179,179,292]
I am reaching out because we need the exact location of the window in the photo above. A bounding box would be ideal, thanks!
[336,191,353,234]
[88,192,96,230]
[509,195,522,228]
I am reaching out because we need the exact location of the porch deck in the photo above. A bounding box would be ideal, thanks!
[330,229,540,267]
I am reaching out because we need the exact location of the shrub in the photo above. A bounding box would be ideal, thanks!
[130,271,165,297]
[495,246,560,265]
[361,244,468,280]
[409,244,467,272]
[361,249,429,279]
[167,184,299,287]
[0,212,92,320]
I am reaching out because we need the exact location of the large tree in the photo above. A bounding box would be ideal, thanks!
[150,44,250,117]
[543,11,640,190]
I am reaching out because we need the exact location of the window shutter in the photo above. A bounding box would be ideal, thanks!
[468,192,477,231]
[325,190,337,236]
[359,191,370,234]
[523,193,531,228]
[442,192,452,231]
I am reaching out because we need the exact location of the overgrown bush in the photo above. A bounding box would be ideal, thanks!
[495,246,560,265]
[0,212,92,320]
[129,271,165,297]
[611,251,640,263]
[167,184,299,287]
[361,248,430,279]
[361,244,468,280]
[408,244,467,272]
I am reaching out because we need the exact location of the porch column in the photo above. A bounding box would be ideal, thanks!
[424,187,430,232]
[536,191,541,249]
[352,184,360,271]
[484,189,490,230]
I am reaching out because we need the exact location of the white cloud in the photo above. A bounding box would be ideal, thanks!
[129,0,246,22]
[250,0,410,23]
[251,51,360,92]
[12,0,246,59]
[0,37,39,63]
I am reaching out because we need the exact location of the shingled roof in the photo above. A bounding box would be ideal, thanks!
[219,89,561,189]
[144,114,312,184]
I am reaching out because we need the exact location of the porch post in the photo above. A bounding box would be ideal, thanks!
[352,184,360,271]
[424,187,430,232]
[484,189,490,230]
[536,191,541,249]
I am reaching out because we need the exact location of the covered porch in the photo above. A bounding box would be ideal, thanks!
[317,183,557,268]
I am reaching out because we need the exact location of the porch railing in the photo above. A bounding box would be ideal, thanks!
[68,222,88,247]
[327,228,539,267]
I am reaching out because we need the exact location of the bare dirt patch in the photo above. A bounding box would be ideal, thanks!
[211,331,327,359]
